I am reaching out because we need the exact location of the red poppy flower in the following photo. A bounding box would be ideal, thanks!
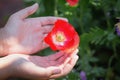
[44,19,80,53]
[66,0,79,6]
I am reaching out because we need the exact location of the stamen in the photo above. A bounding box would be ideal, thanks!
[55,32,65,42]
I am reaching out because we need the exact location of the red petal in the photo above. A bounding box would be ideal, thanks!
[44,19,80,52]
[53,20,75,40]
[66,0,79,6]
[44,32,57,50]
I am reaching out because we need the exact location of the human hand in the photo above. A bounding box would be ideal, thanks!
[0,3,68,56]
[0,49,78,80]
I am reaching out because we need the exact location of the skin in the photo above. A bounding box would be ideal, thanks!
[0,50,78,80]
[0,3,68,56]
[0,3,79,80]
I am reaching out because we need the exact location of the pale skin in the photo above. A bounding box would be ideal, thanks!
[0,50,78,80]
[0,3,79,80]
[0,3,68,56]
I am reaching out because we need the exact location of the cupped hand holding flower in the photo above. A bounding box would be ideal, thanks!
[0,49,79,80]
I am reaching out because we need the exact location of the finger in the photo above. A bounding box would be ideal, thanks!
[48,55,70,66]
[46,67,61,78]
[62,55,79,76]
[56,53,70,65]
[68,55,79,69]
[57,49,79,65]
[33,33,49,51]
[46,51,65,61]
[40,17,68,26]
[22,65,61,79]
[13,3,38,19]
[50,55,79,79]
[30,16,68,26]
[42,25,54,34]
[37,25,53,34]
[39,41,49,50]
[49,52,71,66]
[69,49,79,57]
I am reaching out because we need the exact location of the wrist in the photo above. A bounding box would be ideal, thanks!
[0,27,26,56]
[0,27,9,56]
[0,56,13,79]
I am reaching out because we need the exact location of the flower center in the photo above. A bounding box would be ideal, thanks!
[55,32,65,42]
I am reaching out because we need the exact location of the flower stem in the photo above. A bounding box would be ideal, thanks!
[104,11,111,30]
[54,0,58,16]
[105,44,117,80]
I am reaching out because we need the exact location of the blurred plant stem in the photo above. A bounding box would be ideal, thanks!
[54,0,58,16]
[105,44,117,80]
[79,14,84,33]
[104,11,111,30]
[109,44,117,66]
[79,6,85,33]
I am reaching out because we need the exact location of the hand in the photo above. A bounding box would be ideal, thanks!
[0,49,78,80]
[1,3,68,56]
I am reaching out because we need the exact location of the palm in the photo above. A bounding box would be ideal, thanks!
[4,3,67,55]
[16,18,53,54]
[10,51,70,79]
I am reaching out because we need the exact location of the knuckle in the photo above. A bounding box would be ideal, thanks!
[9,13,16,19]
[42,71,52,78]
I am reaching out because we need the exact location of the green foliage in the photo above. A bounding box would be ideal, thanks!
[23,0,120,80]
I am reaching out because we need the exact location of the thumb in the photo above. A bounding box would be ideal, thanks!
[38,67,61,79]
[14,3,38,19]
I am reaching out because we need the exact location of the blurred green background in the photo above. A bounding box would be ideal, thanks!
[1,0,120,80]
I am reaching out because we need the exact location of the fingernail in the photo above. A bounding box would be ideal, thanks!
[33,3,39,6]
[75,49,79,53]
[31,3,39,8]
[52,69,61,74]
[73,49,79,55]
